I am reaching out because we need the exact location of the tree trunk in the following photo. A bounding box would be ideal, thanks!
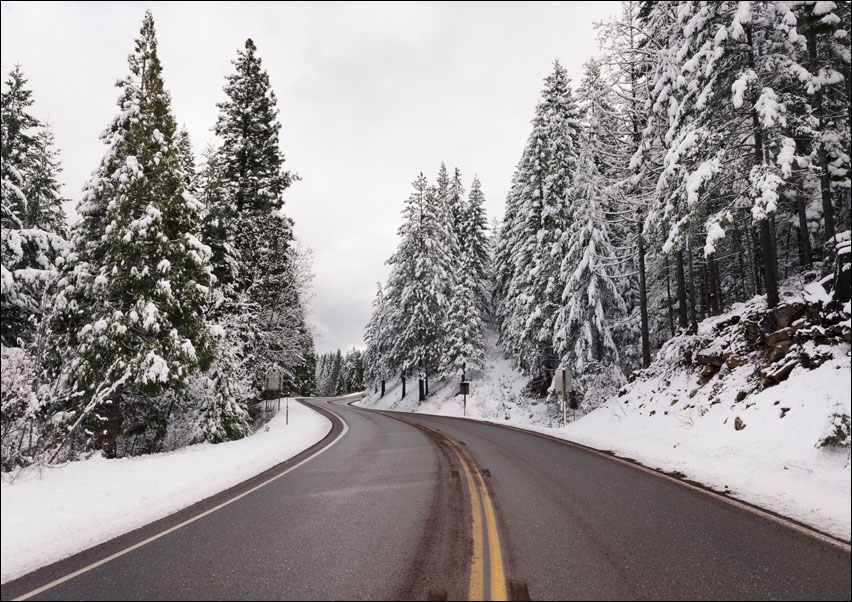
[709,254,723,316]
[699,250,708,320]
[747,24,780,308]
[637,220,651,367]
[401,374,406,398]
[760,220,780,308]
[732,220,749,300]
[675,250,688,330]
[806,29,836,249]
[95,393,123,459]
[418,378,425,402]
[665,255,675,338]
[380,379,385,398]
[796,178,813,267]
[751,224,764,295]
[686,242,698,332]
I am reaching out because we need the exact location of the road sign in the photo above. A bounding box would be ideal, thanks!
[553,368,574,427]
[460,381,470,416]
[552,368,572,394]
[266,372,283,392]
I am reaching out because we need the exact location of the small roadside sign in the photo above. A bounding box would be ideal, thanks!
[552,368,572,394]
[266,372,283,392]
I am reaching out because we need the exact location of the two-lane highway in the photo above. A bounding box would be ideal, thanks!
[393,411,851,600]
[2,397,850,601]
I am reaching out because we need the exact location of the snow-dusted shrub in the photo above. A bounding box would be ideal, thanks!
[1,346,46,471]
[818,413,851,449]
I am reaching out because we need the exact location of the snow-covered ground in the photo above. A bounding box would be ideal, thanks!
[360,328,851,542]
[2,311,849,587]
[0,399,331,584]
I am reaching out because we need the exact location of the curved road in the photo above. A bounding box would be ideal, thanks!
[2,397,850,601]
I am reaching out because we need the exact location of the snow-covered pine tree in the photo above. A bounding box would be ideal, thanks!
[793,1,851,251]
[574,59,641,377]
[466,177,491,321]
[43,11,217,458]
[646,1,807,310]
[493,166,524,355]
[553,58,631,400]
[440,248,486,382]
[384,173,447,401]
[285,323,317,396]
[1,66,67,347]
[497,61,582,390]
[176,127,196,192]
[433,162,459,370]
[596,0,661,366]
[554,143,627,401]
[343,348,363,393]
[331,349,345,395]
[211,38,309,397]
[314,352,331,397]
[441,172,489,382]
[364,281,392,396]
[197,143,238,298]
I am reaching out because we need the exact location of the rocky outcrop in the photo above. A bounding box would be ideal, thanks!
[691,298,850,392]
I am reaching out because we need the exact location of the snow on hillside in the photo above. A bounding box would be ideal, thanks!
[361,301,851,542]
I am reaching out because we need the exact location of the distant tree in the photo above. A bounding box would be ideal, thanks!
[1,65,67,347]
[364,282,392,395]
[465,177,491,320]
[343,348,364,392]
[384,173,448,401]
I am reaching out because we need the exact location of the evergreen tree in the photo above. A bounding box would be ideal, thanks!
[1,66,67,346]
[596,0,658,366]
[364,282,392,395]
[209,38,309,396]
[554,144,626,395]
[343,348,364,393]
[465,177,491,320]
[384,173,447,401]
[315,353,332,396]
[440,249,486,380]
[215,39,293,216]
[441,171,488,381]
[44,11,217,458]
[554,59,636,387]
[496,61,582,387]
[288,325,317,396]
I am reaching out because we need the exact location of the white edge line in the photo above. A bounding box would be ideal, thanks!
[13,402,349,601]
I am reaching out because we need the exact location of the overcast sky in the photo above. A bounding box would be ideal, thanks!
[1,1,619,354]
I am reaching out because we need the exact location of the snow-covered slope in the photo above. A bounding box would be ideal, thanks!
[362,296,851,541]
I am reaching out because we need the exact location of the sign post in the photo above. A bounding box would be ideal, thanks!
[460,381,470,416]
[553,368,573,427]
[266,372,285,424]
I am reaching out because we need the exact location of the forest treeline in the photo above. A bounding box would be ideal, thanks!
[1,12,315,468]
[364,1,850,403]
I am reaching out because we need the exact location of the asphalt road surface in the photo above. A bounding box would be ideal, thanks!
[2,397,850,601]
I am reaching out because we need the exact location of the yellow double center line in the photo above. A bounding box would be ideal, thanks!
[451,434,507,601]
[406,419,507,601]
